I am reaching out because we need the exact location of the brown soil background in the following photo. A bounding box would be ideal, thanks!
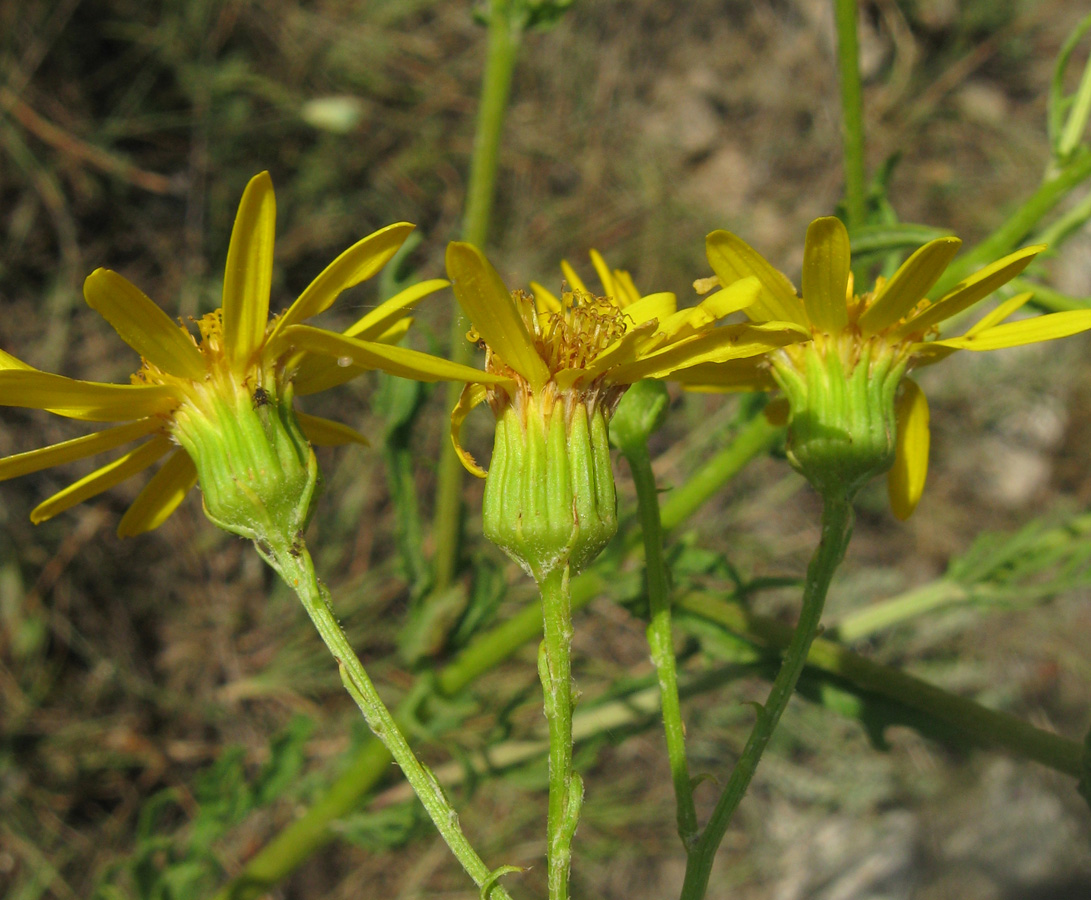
[2,1,1091,898]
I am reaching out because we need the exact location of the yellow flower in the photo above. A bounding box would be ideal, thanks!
[440,243,807,477]
[691,216,1091,515]
[0,171,475,536]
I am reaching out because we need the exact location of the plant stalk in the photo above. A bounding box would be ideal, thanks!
[621,438,698,848]
[538,564,583,900]
[678,494,855,900]
[433,2,525,591]
[834,0,867,228]
[269,540,516,900]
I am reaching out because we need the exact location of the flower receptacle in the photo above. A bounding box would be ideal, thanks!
[483,394,617,583]
[172,378,318,547]
[773,338,905,503]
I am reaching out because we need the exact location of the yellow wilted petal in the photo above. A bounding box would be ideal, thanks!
[964,292,1034,336]
[888,379,930,520]
[560,259,588,294]
[858,237,962,335]
[0,370,177,421]
[446,242,549,388]
[0,418,161,481]
[222,171,276,370]
[31,436,173,523]
[284,324,512,384]
[801,217,850,333]
[451,382,490,478]
[297,412,370,446]
[706,230,808,327]
[117,449,197,537]
[897,244,1045,336]
[272,222,416,341]
[343,277,446,341]
[83,269,205,379]
[925,308,1091,352]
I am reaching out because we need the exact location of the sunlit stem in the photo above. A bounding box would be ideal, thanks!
[833,0,867,229]
[207,417,777,900]
[267,539,517,900]
[538,564,583,900]
[433,1,526,592]
[678,494,854,900]
[618,437,698,848]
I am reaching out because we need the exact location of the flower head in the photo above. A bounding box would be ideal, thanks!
[0,172,454,537]
[693,216,1091,514]
[440,243,806,579]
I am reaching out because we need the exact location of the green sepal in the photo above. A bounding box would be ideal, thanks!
[483,396,617,583]
[773,341,905,502]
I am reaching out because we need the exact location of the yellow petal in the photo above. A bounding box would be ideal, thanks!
[623,292,677,328]
[925,308,1091,352]
[31,435,173,524]
[222,171,276,370]
[669,359,778,392]
[560,259,589,294]
[612,321,805,383]
[297,411,370,446]
[575,320,658,383]
[343,277,446,341]
[589,249,615,298]
[271,222,416,342]
[656,278,761,343]
[451,382,490,478]
[284,324,512,384]
[801,217,850,333]
[612,269,642,307]
[0,348,36,371]
[530,281,563,313]
[897,244,1045,336]
[374,318,412,345]
[0,370,177,421]
[858,237,962,335]
[888,379,929,521]
[964,292,1034,335]
[0,418,161,481]
[117,449,197,537]
[446,242,549,389]
[706,230,808,327]
[83,269,205,379]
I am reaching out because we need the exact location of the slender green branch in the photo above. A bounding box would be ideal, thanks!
[269,541,516,900]
[620,438,698,848]
[833,0,867,228]
[676,591,1084,777]
[209,416,775,900]
[935,150,1091,294]
[433,3,525,591]
[679,495,855,900]
[538,564,583,900]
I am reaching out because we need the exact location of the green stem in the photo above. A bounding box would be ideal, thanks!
[538,564,583,900]
[676,591,1084,777]
[432,2,525,592]
[209,418,776,900]
[657,412,781,536]
[934,150,1091,295]
[679,495,855,900]
[834,0,867,229]
[269,541,515,900]
[621,438,698,848]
